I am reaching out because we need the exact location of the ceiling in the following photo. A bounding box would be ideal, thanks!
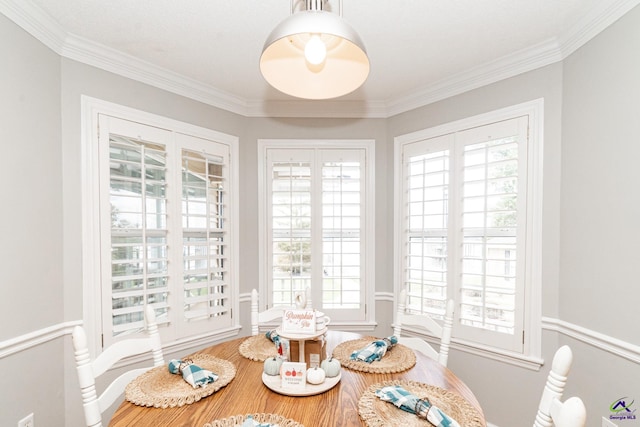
[4,0,638,117]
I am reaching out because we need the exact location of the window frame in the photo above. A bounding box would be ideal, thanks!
[81,96,241,357]
[257,139,376,330]
[394,99,544,367]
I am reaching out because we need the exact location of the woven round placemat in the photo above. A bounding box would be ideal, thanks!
[238,334,278,361]
[332,338,416,373]
[359,380,485,427]
[125,354,236,408]
[203,413,304,427]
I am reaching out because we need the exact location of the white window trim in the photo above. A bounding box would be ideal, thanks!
[81,96,241,357]
[257,139,377,330]
[393,98,544,367]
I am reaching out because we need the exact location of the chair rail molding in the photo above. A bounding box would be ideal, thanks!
[0,320,81,359]
[542,316,640,364]
[3,305,639,367]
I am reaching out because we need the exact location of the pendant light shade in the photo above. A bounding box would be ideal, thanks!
[260,1,369,100]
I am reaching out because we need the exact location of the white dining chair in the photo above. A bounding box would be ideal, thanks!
[393,289,455,366]
[250,288,285,335]
[72,305,165,427]
[250,287,314,335]
[533,345,587,427]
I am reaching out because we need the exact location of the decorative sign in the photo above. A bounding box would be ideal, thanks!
[280,362,306,390]
[281,309,316,334]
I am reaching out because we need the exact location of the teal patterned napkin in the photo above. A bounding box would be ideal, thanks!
[375,385,460,427]
[168,358,218,388]
[350,335,398,363]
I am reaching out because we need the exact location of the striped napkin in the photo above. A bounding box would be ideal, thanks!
[375,385,460,427]
[350,336,398,363]
[168,358,218,388]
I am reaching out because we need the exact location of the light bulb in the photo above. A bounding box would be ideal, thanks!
[304,35,326,65]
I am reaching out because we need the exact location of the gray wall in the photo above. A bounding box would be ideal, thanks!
[558,4,640,424]
[0,13,65,427]
[1,3,639,427]
[560,3,640,344]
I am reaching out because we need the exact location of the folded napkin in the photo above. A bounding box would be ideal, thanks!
[375,385,460,427]
[266,330,289,358]
[241,415,277,427]
[350,336,398,363]
[168,358,218,388]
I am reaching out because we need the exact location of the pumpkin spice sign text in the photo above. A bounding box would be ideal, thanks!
[281,310,317,334]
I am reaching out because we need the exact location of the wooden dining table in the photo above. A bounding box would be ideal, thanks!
[109,330,486,427]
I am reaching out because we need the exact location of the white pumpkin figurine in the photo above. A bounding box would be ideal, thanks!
[263,356,283,376]
[320,357,341,378]
[306,366,326,385]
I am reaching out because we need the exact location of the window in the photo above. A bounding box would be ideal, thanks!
[258,140,375,325]
[395,100,543,357]
[82,97,239,352]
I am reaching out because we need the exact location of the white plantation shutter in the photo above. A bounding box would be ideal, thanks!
[101,117,172,339]
[320,150,363,311]
[400,115,530,353]
[108,135,169,334]
[178,134,233,334]
[403,135,453,320]
[270,153,313,305]
[97,114,235,347]
[455,117,528,351]
[458,120,525,337]
[262,143,372,323]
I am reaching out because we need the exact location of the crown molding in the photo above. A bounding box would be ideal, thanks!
[386,38,563,117]
[558,0,640,57]
[2,0,639,118]
[388,0,640,117]
[0,0,66,52]
[0,0,249,116]
[60,34,250,116]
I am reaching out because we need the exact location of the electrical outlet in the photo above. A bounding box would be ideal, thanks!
[602,416,618,427]
[18,413,34,427]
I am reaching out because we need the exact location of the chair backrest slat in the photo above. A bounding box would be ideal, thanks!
[394,289,454,367]
[251,288,312,335]
[72,305,164,427]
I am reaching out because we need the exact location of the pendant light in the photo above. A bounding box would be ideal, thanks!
[260,0,370,100]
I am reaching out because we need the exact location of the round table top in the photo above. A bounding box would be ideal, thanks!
[109,330,486,427]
